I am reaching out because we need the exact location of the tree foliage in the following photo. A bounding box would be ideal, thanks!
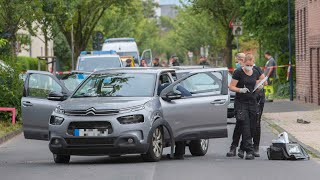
[51,0,129,68]
[0,0,38,58]
[241,0,295,54]
[190,0,244,67]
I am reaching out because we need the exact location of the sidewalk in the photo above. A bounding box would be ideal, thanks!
[263,99,320,156]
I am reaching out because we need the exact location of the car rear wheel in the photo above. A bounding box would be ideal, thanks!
[53,154,70,164]
[189,139,209,156]
[141,127,163,162]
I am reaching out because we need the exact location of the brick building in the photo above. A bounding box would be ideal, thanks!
[295,0,320,105]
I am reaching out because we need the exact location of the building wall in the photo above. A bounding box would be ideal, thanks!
[17,29,54,58]
[295,0,320,105]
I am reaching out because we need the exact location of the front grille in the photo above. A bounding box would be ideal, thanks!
[64,109,120,116]
[65,138,115,146]
[67,121,113,136]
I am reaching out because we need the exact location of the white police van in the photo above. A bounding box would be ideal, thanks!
[102,38,152,66]
[76,50,123,72]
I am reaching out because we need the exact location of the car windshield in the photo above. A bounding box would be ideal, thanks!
[60,73,89,92]
[77,57,121,72]
[72,73,156,97]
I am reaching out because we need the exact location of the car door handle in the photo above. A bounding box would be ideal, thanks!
[210,99,226,105]
[22,101,33,107]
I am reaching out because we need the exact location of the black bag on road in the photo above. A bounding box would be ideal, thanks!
[267,143,310,160]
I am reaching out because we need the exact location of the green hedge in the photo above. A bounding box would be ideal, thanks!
[16,56,46,72]
[0,59,23,121]
[274,53,296,98]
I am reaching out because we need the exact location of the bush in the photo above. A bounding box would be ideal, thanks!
[16,56,46,72]
[0,57,23,122]
[274,80,296,99]
[276,53,296,83]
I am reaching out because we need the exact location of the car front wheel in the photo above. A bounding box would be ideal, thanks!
[141,127,163,162]
[189,139,209,156]
[53,154,70,164]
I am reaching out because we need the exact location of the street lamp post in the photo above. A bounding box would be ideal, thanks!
[288,0,293,101]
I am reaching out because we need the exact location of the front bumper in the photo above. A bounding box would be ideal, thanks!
[49,109,154,155]
[49,135,149,155]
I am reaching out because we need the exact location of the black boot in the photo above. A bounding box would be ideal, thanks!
[245,153,255,160]
[238,149,244,159]
[253,147,260,157]
[226,146,237,157]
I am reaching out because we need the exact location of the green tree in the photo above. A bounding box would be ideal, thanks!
[190,0,244,67]
[52,0,129,69]
[97,0,161,57]
[0,0,38,58]
[241,0,295,54]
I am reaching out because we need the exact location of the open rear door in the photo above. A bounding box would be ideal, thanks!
[22,71,70,140]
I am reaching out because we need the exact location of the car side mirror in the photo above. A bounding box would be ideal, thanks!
[162,91,182,101]
[47,91,68,101]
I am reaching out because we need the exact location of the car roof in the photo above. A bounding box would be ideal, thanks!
[175,67,228,73]
[79,54,120,58]
[92,67,175,75]
[170,66,210,70]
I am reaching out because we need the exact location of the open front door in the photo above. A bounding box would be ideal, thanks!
[22,71,70,140]
[140,49,153,66]
[160,69,229,141]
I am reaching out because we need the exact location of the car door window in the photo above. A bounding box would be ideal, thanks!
[28,74,62,98]
[175,72,222,96]
[159,74,171,84]
[157,73,172,95]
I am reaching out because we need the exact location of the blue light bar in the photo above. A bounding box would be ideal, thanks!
[80,50,117,56]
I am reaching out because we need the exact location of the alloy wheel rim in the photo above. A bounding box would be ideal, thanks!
[152,128,163,158]
[200,139,209,151]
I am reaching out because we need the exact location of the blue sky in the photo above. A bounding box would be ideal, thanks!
[159,0,181,5]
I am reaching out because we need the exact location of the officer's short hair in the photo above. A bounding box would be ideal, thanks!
[236,53,245,60]
[264,51,271,56]
[244,53,254,62]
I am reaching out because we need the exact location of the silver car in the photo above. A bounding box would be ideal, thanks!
[22,68,229,163]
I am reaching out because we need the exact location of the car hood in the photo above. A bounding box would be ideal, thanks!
[59,97,154,110]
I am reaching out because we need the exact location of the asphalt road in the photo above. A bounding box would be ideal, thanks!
[1,119,320,180]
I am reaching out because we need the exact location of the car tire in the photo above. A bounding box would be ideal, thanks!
[189,139,209,156]
[53,154,70,164]
[141,127,163,162]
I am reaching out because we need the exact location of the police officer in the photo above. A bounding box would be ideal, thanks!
[264,51,276,102]
[153,58,162,67]
[227,53,266,158]
[125,59,132,67]
[228,53,262,160]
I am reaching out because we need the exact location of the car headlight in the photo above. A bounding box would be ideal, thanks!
[54,105,65,114]
[117,115,144,124]
[50,116,64,125]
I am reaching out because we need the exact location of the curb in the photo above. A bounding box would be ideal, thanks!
[263,117,320,159]
[0,128,22,145]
